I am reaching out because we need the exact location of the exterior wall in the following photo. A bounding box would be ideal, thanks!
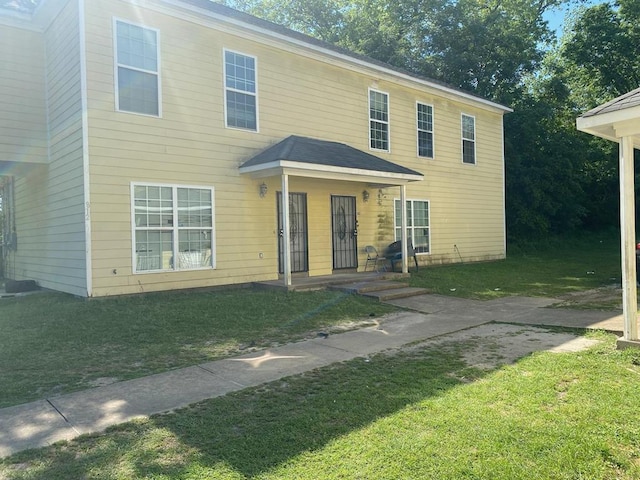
[2,0,87,296]
[0,23,48,165]
[83,0,506,296]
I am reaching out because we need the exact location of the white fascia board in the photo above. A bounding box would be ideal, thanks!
[239,159,423,184]
[143,0,511,114]
[578,106,640,134]
[577,106,640,145]
[576,120,618,143]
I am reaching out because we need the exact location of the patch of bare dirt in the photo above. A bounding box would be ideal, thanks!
[551,286,623,309]
[408,323,601,372]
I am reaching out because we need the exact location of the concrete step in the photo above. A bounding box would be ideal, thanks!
[363,287,431,301]
[332,280,410,294]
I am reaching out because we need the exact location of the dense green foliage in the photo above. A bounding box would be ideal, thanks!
[225,0,637,241]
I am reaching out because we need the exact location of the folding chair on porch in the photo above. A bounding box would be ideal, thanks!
[364,245,385,272]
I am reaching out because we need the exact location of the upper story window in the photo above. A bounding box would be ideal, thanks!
[417,103,434,158]
[132,183,215,272]
[369,89,389,151]
[224,50,258,131]
[114,20,160,116]
[461,114,476,164]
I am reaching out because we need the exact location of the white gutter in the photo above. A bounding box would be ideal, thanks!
[78,0,92,297]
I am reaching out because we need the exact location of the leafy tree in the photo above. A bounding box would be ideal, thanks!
[504,77,591,239]
[225,0,564,103]
[561,0,640,107]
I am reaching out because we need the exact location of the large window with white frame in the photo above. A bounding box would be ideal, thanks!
[224,49,258,131]
[461,114,476,164]
[369,89,389,151]
[417,102,434,158]
[132,184,215,272]
[114,19,160,116]
[394,199,430,254]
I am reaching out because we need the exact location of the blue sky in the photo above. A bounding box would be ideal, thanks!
[543,0,609,36]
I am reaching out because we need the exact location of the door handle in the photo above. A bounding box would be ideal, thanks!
[279,229,284,237]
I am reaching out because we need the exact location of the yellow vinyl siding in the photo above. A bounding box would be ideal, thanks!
[81,0,506,296]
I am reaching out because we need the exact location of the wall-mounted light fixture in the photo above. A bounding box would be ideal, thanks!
[362,190,370,203]
[259,182,268,198]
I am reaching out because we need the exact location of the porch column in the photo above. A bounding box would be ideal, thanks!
[281,174,292,287]
[619,135,638,341]
[400,184,408,273]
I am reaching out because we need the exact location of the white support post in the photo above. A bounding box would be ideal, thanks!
[619,136,638,341]
[400,184,408,273]
[281,174,291,287]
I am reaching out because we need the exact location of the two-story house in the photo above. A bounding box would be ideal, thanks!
[0,0,511,297]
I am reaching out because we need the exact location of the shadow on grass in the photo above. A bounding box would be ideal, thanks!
[3,346,476,479]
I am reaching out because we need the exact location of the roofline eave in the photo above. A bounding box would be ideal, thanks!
[239,159,424,184]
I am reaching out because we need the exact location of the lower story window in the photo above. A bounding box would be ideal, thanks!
[132,183,215,272]
[394,199,430,254]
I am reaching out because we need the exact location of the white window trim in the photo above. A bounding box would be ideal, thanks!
[461,113,476,165]
[394,198,431,255]
[368,87,390,152]
[130,182,216,274]
[416,101,435,158]
[223,48,259,132]
[113,18,162,117]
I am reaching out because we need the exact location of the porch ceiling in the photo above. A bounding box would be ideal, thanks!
[576,87,640,148]
[239,135,424,185]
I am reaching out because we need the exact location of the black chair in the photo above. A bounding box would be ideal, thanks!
[384,240,419,272]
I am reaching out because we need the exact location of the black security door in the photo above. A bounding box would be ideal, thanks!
[331,195,358,269]
[277,192,309,273]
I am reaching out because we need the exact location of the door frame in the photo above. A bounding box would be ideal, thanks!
[277,191,309,274]
[331,194,358,270]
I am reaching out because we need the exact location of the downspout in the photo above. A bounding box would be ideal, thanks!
[501,114,507,256]
[78,0,93,297]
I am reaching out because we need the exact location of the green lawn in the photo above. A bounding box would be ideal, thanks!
[0,289,396,408]
[2,232,637,478]
[409,232,622,299]
[0,232,624,409]
[2,332,639,479]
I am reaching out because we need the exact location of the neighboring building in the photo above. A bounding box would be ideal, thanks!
[0,0,511,297]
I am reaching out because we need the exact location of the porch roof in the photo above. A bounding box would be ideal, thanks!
[239,135,424,185]
[576,87,640,147]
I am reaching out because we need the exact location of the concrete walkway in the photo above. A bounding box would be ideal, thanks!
[0,294,624,458]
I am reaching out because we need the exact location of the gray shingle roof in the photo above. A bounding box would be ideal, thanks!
[581,87,640,118]
[241,135,423,177]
